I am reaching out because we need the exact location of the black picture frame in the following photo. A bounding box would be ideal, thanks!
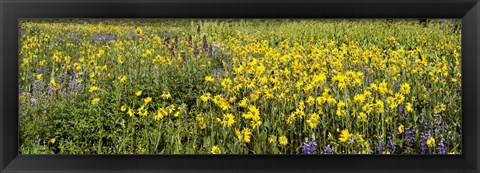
[1,0,479,173]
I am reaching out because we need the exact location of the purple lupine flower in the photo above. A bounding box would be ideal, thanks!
[173,36,179,49]
[419,118,431,134]
[91,34,117,43]
[449,133,454,140]
[164,37,171,46]
[208,42,213,58]
[301,140,318,154]
[398,104,404,115]
[376,140,385,154]
[434,114,442,131]
[68,78,82,91]
[213,68,225,81]
[418,120,426,132]
[386,136,396,154]
[33,81,45,95]
[188,35,192,46]
[437,140,446,154]
[55,33,80,43]
[181,52,187,63]
[420,134,432,154]
[47,83,54,92]
[404,126,415,147]
[323,145,333,154]
[193,43,199,57]
[442,119,447,130]
[169,45,175,56]
[202,35,208,51]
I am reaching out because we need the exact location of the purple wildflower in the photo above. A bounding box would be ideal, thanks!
[68,78,82,91]
[363,67,367,77]
[395,79,401,92]
[437,140,446,154]
[169,45,175,56]
[32,81,45,95]
[164,37,171,46]
[203,35,208,51]
[301,140,318,154]
[91,34,117,43]
[404,126,415,147]
[418,120,430,134]
[376,140,385,154]
[208,42,213,57]
[433,114,442,131]
[193,43,199,57]
[47,83,54,92]
[386,136,396,154]
[213,68,224,81]
[188,35,192,46]
[398,104,404,115]
[323,145,333,154]
[442,119,447,130]
[181,52,187,63]
[174,36,179,49]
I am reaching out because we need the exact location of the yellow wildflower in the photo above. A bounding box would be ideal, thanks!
[36,74,43,80]
[400,83,411,95]
[278,136,288,146]
[118,75,127,83]
[200,93,211,102]
[339,129,352,143]
[427,137,436,148]
[205,75,215,83]
[239,98,248,108]
[306,112,320,129]
[268,136,277,144]
[135,90,142,97]
[218,113,235,127]
[144,97,152,104]
[154,107,168,121]
[211,145,221,154]
[398,124,404,134]
[91,98,100,105]
[161,91,172,100]
[135,27,143,36]
[235,128,252,143]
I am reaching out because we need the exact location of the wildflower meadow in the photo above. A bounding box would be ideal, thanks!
[19,19,462,154]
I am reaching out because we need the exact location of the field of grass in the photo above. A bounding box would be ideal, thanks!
[19,19,461,154]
